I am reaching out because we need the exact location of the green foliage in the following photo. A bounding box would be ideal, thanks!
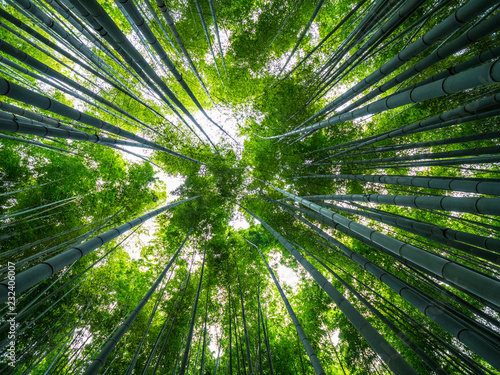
[1,1,499,374]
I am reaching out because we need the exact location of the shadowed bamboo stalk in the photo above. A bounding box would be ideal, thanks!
[144,272,191,375]
[261,181,500,308]
[144,0,183,59]
[71,0,197,109]
[45,0,140,79]
[294,173,500,196]
[0,133,80,157]
[309,0,420,98]
[83,228,192,375]
[303,0,381,89]
[403,45,500,92]
[247,239,326,375]
[238,203,418,375]
[299,192,500,216]
[299,0,495,128]
[0,52,164,137]
[276,201,500,370]
[0,8,132,99]
[65,0,205,140]
[329,200,500,254]
[0,180,58,198]
[125,265,176,375]
[0,197,199,303]
[256,282,263,375]
[0,225,135,344]
[200,284,210,375]
[0,195,77,221]
[348,153,500,170]
[258,291,273,375]
[191,334,202,375]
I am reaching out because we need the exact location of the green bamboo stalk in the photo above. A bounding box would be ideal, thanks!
[146,272,191,375]
[337,12,500,116]
[83,228,192,375]
[344,130,500,158]
[334,145,500,166]
[199,285,210,375]
[0,39,149,128]
[235,262,253,375]
[247,239,326,375]
[312,99,500,157]
[300,0,495,127]
[0,197,198,303]
[275,0,326,78]
[300,192,500,216]
[238,203,418,375]
[266,60,500,139]
[261,181,500,308]
[287,0,368,77]
[330,200,500,255]
[277,201,500,370]
[0,87,205,165]
[309,0,421,96]
[301,247,448,375]
[194,0,221,78]
[265,0,302,52]
[179,248,206,375]
[155,0,216,106]
[117,0,234,144]
[295,173,500,196]
[208,0,227,76]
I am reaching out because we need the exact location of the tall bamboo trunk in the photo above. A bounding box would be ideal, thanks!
[235,263,253,375]
[0,198,198,303]
[276,200,500,370]
[239,203,418,375]
[83,229,191,375]
[179,248,206,375]
[247,239,326,375]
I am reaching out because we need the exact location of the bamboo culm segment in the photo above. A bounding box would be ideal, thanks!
[83,229,191,375]
[262,181,500,308]
[279,203,500,371]
[296,174,500,196]
[337,12,500,115]
[239,203,419,375]
[0,197,199,303]
[269,60,500,139]
[249,240,326,375]
[301,0,494,127]
[300,193,500,216]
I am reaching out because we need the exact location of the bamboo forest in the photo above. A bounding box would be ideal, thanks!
[1,0,500,373]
